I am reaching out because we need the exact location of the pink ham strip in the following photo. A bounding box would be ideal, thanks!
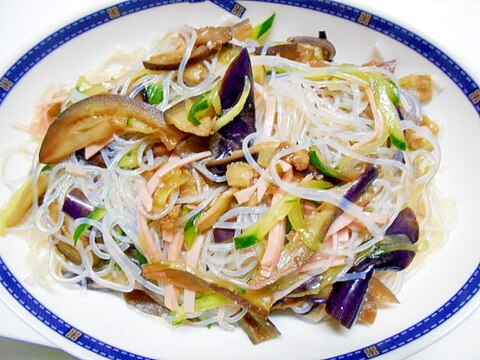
[259,192,285,278]
[84,135,115,159]
[164,285,180,311]
[234,183,258,205]
[183,234,206,313]
[259,96,276,142]
[147,151,211,195]
[164,231,185,310]
[234,174,269,205]
[351,87,385,151]
[137,211,162,263]
[326,211,356,237]
[301,255,347,275]
[65,166,88,177]
[162,227,174,243]
[256,176,269,203]
[139,182,153,212]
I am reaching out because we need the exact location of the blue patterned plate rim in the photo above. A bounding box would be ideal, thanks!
[0,1,478,359]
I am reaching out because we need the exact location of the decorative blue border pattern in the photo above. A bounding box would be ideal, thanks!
[0,1,479,360]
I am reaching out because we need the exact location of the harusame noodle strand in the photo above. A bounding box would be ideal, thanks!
[0,17,448,342]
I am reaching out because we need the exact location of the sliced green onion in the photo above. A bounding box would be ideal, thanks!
[251,13,276,40]
[188,92,211,126]
[287,202,319,251]
[118,147,139,169]
[234,196,298,249]
[214,77,251,132]
[75,75,111,96]
[134,249,148,265]
[299,179,334,190]
[73,207,107,244]
[195,292,231,312]
[184,212,204,249]
[370,77,406,150]
[41,164,53,172]
[146,83,164,105]
[309,145,359,181]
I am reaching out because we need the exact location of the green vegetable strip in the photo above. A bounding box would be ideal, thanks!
[41,164,53,172]
[305,67,406,151]
[75,76,111,96]
[234,196,298,249]
[214,78,251,131]
[298,179,333,190]
[0,171,50,235]
[134,249,148,265]
[195,292,231,312]
[73,207,107,244]
[371,78,406,150]
[184,212,204,249]
[287,202,319,251]
[146,84,164,105]
[251,13,276,40]
[118,147,139,169]
[188,92,211,126]
[309,145,356,181]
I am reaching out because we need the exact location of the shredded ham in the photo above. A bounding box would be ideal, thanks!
[259,192,285,278]
[234,181,258,205]
[164,231,185,310]
[164,285,180,311]
[183,234,206,313]
[167,231,184,261]
[326,211,356,237]
[352,87,385,151]
[277,159,292,173]
[256,176,269,203]
[64,166,88,177]
[147,151,211,195]
[28,89,68,135]
[301,254,347,275]
[327,210,390,237]
[84,135,115,159]
[162,227,174,243]
[137,211,162,263]
[139,182,153,212]
[259,96,276,142]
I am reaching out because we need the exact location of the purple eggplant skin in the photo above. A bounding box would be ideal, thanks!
[75,149,106,168]
[218,48,256,145]
[213,228,235,243]
[385,207,419,244]
[325,208,419,328]
[208,133,242,175]
[343,166,378,202]
[208,48,256,175]
[325,265,374,328]
[290,277,322,296]
[62,188,94,219]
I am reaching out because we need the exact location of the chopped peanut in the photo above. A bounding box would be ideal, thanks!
[183,62,209,87]
[226,162,255,188]
[421,115,440,137]
[155,204,182,231]
[399,74,433,103]
[287,149,310,171]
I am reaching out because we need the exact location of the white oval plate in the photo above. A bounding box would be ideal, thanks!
[0,1,478,359]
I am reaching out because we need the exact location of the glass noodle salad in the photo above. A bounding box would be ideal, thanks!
[0,15,446,343]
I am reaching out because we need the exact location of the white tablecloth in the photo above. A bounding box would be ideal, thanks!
[0,1,478,359]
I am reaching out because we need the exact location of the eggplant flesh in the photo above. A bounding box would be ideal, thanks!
[325,208,419,328]
[62,188,94,219]
[208,48,256,175]
[255,32,336,63]
[142,261,273,318]
[39,94,185,164]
